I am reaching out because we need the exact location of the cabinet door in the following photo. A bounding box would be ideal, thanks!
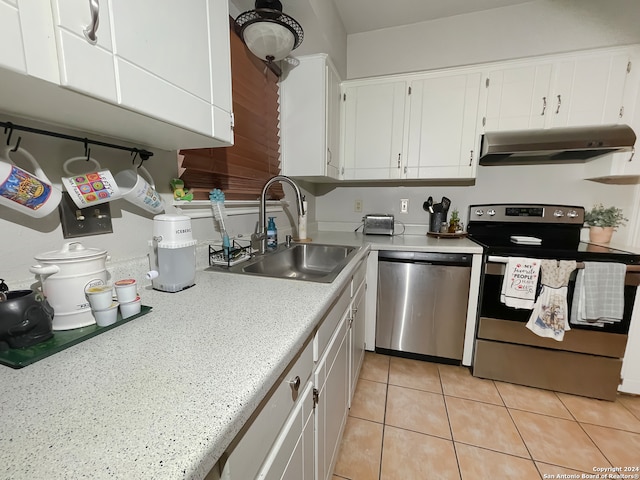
[484,63,553,131]
[326,61,342,179]
[50,0,118,102]
[281,54,340,179]
[110,0,230,139]
[349,280,366,404]
[549,52,630,128]
[256,382,315,480]
[406,72,482,179]
[0,0,27,74]
[315,313,349,480]
[342,81,407,179]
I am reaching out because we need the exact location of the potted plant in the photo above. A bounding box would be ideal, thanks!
[448,208,462,233]
[584,203,627,244]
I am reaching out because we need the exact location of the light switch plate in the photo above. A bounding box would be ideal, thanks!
[59,193,113,238]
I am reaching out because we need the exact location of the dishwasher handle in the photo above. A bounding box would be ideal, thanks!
[378,250,472,266]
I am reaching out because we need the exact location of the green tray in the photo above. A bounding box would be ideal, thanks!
[0,305,152,369]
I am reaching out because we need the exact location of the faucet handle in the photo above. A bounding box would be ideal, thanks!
[285,234,292,247]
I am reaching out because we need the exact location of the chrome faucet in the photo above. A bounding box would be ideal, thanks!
[253,175,306,254]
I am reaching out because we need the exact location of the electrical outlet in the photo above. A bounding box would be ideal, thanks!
[354,199,363,213]
[400,198,409,214]
[59,193,113,238]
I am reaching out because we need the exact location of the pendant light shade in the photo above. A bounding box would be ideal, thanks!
[234,0,303,62]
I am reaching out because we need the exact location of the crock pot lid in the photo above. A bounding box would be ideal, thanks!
[34,242,108,261]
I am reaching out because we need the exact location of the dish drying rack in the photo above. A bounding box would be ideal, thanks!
[209,239,252,267]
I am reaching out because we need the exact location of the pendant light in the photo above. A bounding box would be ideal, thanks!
[234,0,304,63]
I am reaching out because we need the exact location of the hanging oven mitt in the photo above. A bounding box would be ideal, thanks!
[526,260,577,341]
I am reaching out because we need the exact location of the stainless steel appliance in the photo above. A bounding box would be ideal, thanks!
[363,214,394,236]
[478,124,636,165]
[376,251,472,362]
[467,204,640,400]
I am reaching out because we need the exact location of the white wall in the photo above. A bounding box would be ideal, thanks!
[347,0,640,79]
[314,164,636,243]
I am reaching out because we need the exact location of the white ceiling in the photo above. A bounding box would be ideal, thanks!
[332,0,535,34]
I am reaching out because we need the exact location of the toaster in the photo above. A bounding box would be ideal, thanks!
[363,214,394,235]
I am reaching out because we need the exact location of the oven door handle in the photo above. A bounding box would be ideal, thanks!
[487,255,510,264]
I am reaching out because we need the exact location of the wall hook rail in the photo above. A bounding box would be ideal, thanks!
[0,120,154,161]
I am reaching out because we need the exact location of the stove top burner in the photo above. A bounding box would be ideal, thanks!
[467,203,640,264]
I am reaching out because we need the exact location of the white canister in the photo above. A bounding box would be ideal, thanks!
[29,242,109,330]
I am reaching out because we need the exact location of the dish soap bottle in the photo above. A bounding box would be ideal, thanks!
[267,217,278,250]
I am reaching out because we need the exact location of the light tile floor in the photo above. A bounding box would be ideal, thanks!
[332,352,640,480]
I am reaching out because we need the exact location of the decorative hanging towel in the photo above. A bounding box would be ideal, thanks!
[526,260,577,341]
[570,262,626,327]
[500,257,541,309]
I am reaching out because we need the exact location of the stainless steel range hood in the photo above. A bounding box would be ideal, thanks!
[479,124,636,165]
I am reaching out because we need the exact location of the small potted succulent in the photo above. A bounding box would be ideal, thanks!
[584,203,627,244]
[448,208,462,233]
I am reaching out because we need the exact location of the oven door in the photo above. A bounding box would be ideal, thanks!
[473,255,639,400]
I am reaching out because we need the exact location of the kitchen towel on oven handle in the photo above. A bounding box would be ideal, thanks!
[526,260,577,341]
[500,257,541,309]
[570,262,626,327]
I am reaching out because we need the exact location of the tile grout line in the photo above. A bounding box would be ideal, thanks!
[496,382,543,477]
[553,392,618,468]
[439,366,464,480]
[377,357,391,480]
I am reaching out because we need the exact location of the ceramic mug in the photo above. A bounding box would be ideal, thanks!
[61,156,122,209]
[114,166,165,214]
[0,146,62,218]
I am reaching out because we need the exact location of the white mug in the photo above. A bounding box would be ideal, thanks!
[114,166,165,214]
[0,146,62,218]
[61,156,122,209]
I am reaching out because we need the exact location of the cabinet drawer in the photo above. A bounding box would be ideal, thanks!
[314,286,350,362]
[222,339,313,480]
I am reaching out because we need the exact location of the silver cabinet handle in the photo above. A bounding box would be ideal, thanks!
[83,0,100,45]
[327,148,332,165]
[397,153,401,168]
[541,96,547,116]
[555,94,562,114]
[288,376,301,392]
[629,146,635,163]
[469,150,473,166]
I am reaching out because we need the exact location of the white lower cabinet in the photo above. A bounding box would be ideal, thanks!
[349,279,367,403]
[255,382,315,480]
[216,257,368,480]
[315,312,350,480]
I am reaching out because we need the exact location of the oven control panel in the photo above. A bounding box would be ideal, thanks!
[468,204,584,224]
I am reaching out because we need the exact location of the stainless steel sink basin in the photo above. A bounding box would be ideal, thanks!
[227,243,359,283]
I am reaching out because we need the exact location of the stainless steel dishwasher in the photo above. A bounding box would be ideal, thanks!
[376,251,472,361]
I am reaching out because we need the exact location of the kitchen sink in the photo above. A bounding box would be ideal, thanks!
[225,243,359,283]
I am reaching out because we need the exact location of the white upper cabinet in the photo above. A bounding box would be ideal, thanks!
[405,71,483,179]
[0,0,232,150]
[51,0,118,102]
[483,48,633,132]
[0,0,28,74]
[483,63,553,131]
[50,0,233,145]
[281,54,342,180]
[341,79,407,180]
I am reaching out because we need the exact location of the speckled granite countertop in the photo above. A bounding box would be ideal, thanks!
[0,232,482,480]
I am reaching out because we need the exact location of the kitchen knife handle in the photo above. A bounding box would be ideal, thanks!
[83,0,100,45]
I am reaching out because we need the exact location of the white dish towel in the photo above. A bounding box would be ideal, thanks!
[526,260,577,341]
[500,257,541,309]
[570,262,626,327]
